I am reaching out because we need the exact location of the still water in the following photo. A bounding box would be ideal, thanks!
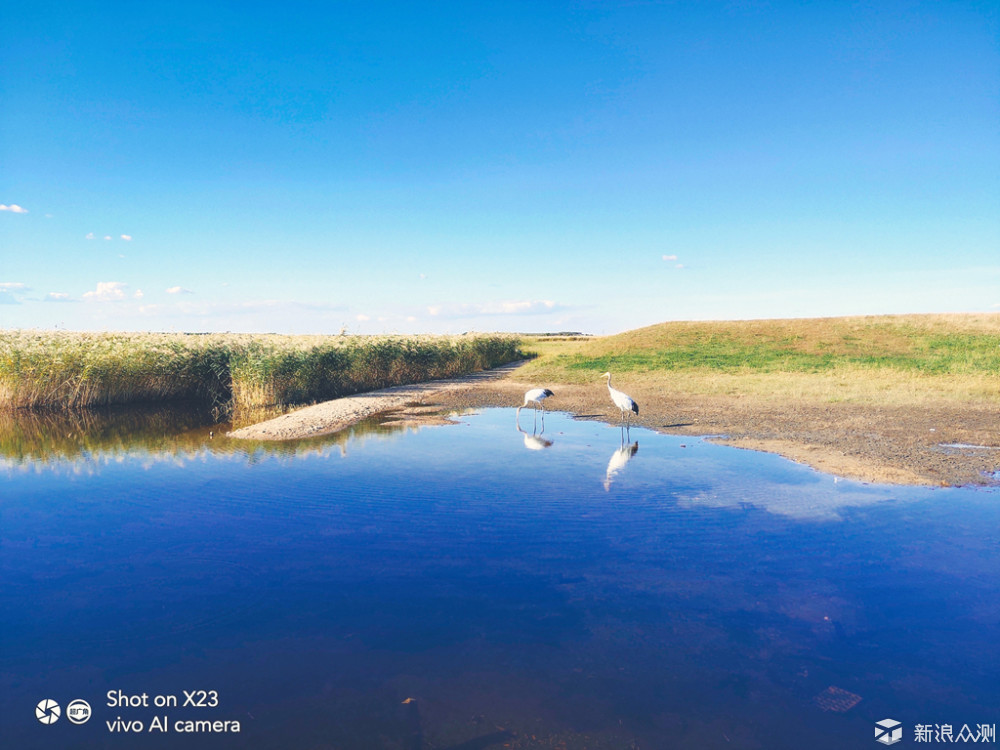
[2,407,998,749]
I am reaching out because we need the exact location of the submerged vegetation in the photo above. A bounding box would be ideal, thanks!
[0,330,522,414]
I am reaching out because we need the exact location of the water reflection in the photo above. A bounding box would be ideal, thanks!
[2,408,999,750]
[0,404,470,471]
[603,438,638,490]
[516,422,553,450]
[1,405,967,524]
[515,407,547,435]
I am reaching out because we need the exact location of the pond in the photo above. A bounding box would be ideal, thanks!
[2,406,998,749]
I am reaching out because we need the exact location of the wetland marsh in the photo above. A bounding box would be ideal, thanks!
[2,406,999,749]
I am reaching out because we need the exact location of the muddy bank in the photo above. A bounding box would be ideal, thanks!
[431,380,1000,487]
[231,365,999,487]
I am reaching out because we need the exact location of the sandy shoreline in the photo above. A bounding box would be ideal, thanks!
[226,363,529,441]
[230,364,1000,487]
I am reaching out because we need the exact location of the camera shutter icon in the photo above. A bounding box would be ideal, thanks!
[35,699,61,725]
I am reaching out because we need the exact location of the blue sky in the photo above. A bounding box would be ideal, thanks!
[2,1,998,334]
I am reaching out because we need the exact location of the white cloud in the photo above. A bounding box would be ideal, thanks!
[85,232,95,240]
[103,235,112,241]
[166,286,193,295]
[0,204,28,213]
[662,254,678,261]
[46,292,72,302]
[676,263,685,269]
[0,284,30,305]
[120,234,132,241]
[83,281,128,301]
[134,289,144,299]
[355,313,370,321]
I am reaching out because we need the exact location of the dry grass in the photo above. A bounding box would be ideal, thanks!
[519,313,1000,405]
[0,330,522,413]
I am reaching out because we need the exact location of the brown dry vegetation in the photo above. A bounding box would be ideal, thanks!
[0,330,522,413]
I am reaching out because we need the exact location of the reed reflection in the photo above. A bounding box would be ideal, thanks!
[0,405,435,469]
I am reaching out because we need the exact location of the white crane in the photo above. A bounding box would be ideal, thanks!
[516,387,554,417]
[601,372,638,426]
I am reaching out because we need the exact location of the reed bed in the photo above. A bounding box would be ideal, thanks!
[0,330,522,413]
[227,335,521,411]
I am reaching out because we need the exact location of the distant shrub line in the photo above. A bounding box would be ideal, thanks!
[0,331,522,413]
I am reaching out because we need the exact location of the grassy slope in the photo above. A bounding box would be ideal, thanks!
[518,314,1000,405]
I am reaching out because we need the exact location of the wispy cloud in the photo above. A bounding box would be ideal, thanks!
[166,286,194,295]
[120,234,132,241]
[0,204,28,213]
[82,281,128,302]
[103,235,112,241]
[427,299,564,319]
[85,232,95,240]
[134,289,144,299]
[46,292,72,302]
[355,313,370,322]
[662,254,678,261]
[0,282,28,304]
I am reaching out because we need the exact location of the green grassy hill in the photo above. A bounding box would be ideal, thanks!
[519,314,1000,404]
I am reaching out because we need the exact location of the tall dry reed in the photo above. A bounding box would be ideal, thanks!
[0,330,522,413]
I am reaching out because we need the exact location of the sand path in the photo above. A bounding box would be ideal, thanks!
[227,362,527,441]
